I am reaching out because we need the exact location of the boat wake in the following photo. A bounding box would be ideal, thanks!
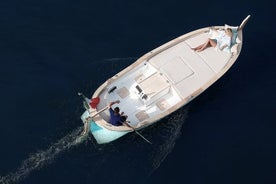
[0,56,140,184]
[94,107,190,183]
[0,126,85,184]
[0,107,189,184]
[148,107,189,173]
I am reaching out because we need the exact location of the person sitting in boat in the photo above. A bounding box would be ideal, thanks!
[109,100,128,126]
[192,28,232,52]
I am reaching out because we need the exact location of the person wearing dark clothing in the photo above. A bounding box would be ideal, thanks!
[108,100,128,126]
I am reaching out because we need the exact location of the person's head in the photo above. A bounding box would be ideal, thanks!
[114,107,120,113]
[226,28,232,36]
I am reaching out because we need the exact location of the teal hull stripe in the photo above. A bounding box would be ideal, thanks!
[90,121,102,132]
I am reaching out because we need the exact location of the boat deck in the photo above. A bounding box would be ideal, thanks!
[90,28,239,131]
[94,62,182,129]
[149,31,232,99]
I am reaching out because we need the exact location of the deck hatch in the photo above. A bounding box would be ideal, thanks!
[160,56,194,84]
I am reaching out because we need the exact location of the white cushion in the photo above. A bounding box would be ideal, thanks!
[236,36,241,44]
[225,24,239,46]
[230,44,238,54]
[208,28,219,39]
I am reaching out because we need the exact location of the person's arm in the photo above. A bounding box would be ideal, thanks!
[108,100,120,108]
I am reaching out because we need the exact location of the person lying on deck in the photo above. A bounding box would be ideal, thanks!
[108,100,128,126]
[191,28,233,52]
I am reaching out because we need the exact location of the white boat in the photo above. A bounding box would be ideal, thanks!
[80,15,250,144]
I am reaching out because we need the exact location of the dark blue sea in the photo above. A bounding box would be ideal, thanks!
[0,0,275,184]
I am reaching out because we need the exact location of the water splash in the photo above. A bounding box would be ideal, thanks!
[0,126,86,184]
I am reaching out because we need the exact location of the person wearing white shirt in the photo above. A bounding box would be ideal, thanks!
[192,28,232,52]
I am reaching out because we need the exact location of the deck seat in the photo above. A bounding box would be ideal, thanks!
[138,73,169,99]
[156,98,170,111]
[135,110,149,122]
[116,87,130,99]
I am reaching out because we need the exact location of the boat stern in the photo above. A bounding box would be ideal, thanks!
[89,121,129,144]
[81,110,129,144]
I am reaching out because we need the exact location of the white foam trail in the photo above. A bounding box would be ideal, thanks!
[0,126,85,184]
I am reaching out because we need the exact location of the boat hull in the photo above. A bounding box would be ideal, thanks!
[90,121,129,144]
[81,110,129,144]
